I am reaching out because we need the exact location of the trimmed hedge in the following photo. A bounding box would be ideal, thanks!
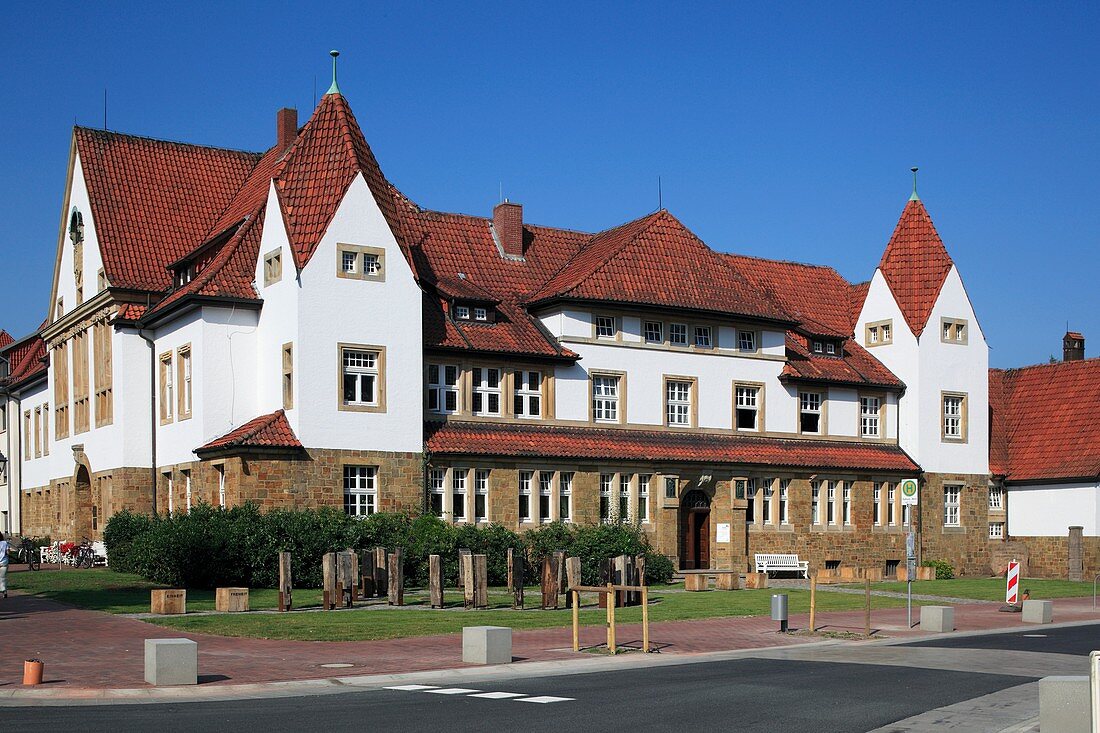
[104,504,674,589]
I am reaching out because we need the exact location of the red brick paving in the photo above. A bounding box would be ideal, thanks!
[2,589,1098,691]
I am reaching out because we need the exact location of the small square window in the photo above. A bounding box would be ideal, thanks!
[455,305,470,320]
[341,251,358,274]
[694,326,712,348]
[812,340,823,353]
[596,316,616,338]
[826,342,836,355]
[669,323,688,346]
[363,253,381,276]
[474,307,488,321]
[644,321,663,344]
[337,244,385,281]
[738,330,756,352]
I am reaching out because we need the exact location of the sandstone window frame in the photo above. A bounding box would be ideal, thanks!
[338,343,387,413]
[159,351,174,424]
[343,465,378,518]
[668,322,689,347]
[943,484,962,528]
[474,469,490,522]
[590,371,626,424]
[811,479,822,525]
[940,317,968,345]
[93,320,113,427]
[865,319,893,347]
[429,467,446,518]
[989,521,1005,539]
[452,467,468,522]
[859,393,884,438]
[426,362,460,415]
[873,482,883,527]
[282,343,294,410]
[33,406,41,458]
[559,471,573,523]
[618,473,633,521]
[513,369,545,419]
[664,375,697,428]
[733,381,765,432]
[758,476,774,526]
[538,471,553,524]
[637,473,651,524]
[54,341,70,439]
[215,462,226,508]
[600,473,613,523]
[163,469,174,514]
[778,479,790,525]
[988,485,1004,511]
[72,329,90,434]
[594,314,618,340]
[941,391,968,442]
[798,389,826,435]
[336,243,385,282]
[263,248,282,286]
[842,482,852,526]
[518,469,534,523]
[470,366,502,417]
[42,405,49,456]
[176,344,193,422]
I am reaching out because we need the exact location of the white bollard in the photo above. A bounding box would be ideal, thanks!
[462,626,512,665]
[1022,599,1053,624]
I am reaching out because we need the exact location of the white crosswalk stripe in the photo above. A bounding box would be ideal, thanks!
[384,685,441,691]
[516,696,575,704]
[425,688,481,695]
[384,686,574,703]
[468,692,527,699]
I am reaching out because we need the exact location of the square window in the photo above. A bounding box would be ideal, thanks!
[812,340,823,353]
[455,305,470,320]
[669,323,688,346]
[738,330,756,352]
[644,321,663,344]
[694,326,712,348]
[363,253,381,276]
[342,347,381,408]
[341,251,358,274]
[474,307,488,321]
[596,315,616,338]
[989,522,1004,539]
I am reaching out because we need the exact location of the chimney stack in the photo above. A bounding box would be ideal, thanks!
[1064,331,1085,362]
[277,108,298,152]
[493,200,524,257]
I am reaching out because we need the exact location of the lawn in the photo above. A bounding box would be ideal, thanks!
[850,577,1097,602]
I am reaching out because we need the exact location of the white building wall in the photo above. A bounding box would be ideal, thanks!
[296,174,423,453]
[1008,482,1100,536]
[53,154,108,312]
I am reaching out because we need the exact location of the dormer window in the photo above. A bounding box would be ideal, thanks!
[474,307,488,322]
[595,315,616,339]
[175,267,193,288]
[826,342,836,355]
[455,305,470,320]
[812,340,823,353]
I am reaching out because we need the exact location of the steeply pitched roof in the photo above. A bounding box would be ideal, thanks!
[529,211,792,323]
[427,420,919,472]
[196,409,303,455]
[848,281,870,328]
[0,334,47,389]
[782,332,903,388]
[74,127,261,292]
[989,359,1100,482]
[0,330,13,350]
[877,199,954,337]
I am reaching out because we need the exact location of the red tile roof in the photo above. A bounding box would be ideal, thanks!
[196,409,303,454]
[1,334,47,389]
[848,281,870,328]
[782,332,903,388]
[723,254,853,338]
[74,127,261,293]
[989,359,1100,482]
[427,421,919,472]
[877,199,954,337]
[529,211,791,323]
[0,330,13,350]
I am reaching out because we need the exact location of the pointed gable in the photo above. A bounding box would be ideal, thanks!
[877,199,954,337]
[0,330,13,350]
[529,210,791,323]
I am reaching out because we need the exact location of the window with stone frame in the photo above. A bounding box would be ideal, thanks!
[592,374,621,423]
[518,470,533,522]
[827,481,837,525]
[427,363,460,414]
[735,385,761,431]
[177,345,193,420]
[644,320,663,344]
[637,474,650,523]
[943,485,961,527]
[216,464,226,508]
[471,367,502,416]
[942,393,967,441]
[665,378,693,427]
[514,370,543,419]
[988,485,1005,511]
[619,474,632,521]
[799,391,823,434]
[337,244,385,281]
[539,471,553,523]
[873,482,883,526]
[595,315,616,339]
[282,343,294,410]
[342,348,381,407]
[989,522,1005,539]
[745,477,757,523]
[779,479,790,525]
[429,468,446,517]
[760,477,773,525]
[263,249,282,286]
[41,405,49,456]
[159,351,174,423]
[452,468,467,521]
[474,469,490,522]
[23,410,31,456]
[343,466,378,517]
[860,395,881,438]
[737,329,757,352]
[842,482,852,525]
[600,473,613,523]
[559,472,573,522]
[93,320,113,427]
[811,480,822,525]
[887,483,896,525]
[669,323,688,346]
[182,469,192,513]
[33,406,41,458]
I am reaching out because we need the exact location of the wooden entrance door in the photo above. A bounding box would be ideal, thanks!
[680,490,712,570]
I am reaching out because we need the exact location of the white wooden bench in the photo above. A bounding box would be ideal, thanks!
[754,553,808,578]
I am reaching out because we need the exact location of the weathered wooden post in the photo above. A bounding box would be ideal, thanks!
[374,547,388,598]
[388,548,404,606]
[349,550,359,603]
[474,554,489,609]
[541,554,561,609]
[613,554,632,607]
[565,556,582,608]
[429,554,444,608]
[337,551,356,607]
[635,555,647,597]
[360,549,375,599]
[462,552,476,609]
[598,558,612,608]
[322,552,337,610]
[508,548,524,609]
[458,548,472,590]
[278,551,293,612]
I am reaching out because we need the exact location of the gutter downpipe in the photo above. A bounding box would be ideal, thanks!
[137,327,158,514]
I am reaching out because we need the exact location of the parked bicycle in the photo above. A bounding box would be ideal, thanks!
[73,537,95,569]
[18,537,40,570]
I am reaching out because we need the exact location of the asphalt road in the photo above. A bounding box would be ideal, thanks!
[2,658,1029,733]
[906,621,1100,655]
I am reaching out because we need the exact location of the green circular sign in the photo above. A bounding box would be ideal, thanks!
[900,479,918,498]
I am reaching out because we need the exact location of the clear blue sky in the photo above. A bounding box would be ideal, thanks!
[2,2,1097,368]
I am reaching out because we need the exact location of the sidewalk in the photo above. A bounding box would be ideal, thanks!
[2,589,1098,695]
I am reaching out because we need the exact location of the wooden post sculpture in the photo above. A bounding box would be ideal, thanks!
[278,551,292,612]
[554,550,567,596]
[462,552,476,609]
[458,548,472,590]
[541,554,561,609]
[635,555,647,606]
[387,548,404,606]
[598,558,612,609]
[474,554,489,609]
[612,555,629,607]
[565,556,582,608]
[360,549,375,599]
[429,554,444,609]
[322,552,337,610]
[508,548,524,609]
[337,550,356,607]
[372,547,388,598]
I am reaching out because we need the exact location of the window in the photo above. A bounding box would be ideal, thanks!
[989,486,1004,511]
[471,367,501,416]
[592,374,621,423]
[427,364,459,414]
[474,307,488,321]
[669,323,688,346]
[827,482,836,525]
[263,249,282,286]
[452,469,467,521]
[341,465,377,517]
[538,472,552,523]
[216,464,226,508]
[514,370,543,418]
[942,393,967,441]
[159,351,174,423]
[799,391,822,434]
[341,346,384,410]
[760,477,773,524]
[865,320,893,347]
[873,483,883,527]
[888,484,897,526]
[42,405,49,456]
[337,244,385,281]
[455,305,470,320]
[812,340,823,353]
[664,476,678,500]
[474,469,489,522]
[779,479,790,525]
[860,396,881,437]
[989,522,1005,539]
[519,470,533,522]
[737,330,757,352]
[559,472,573,522]
[694,326,712,348]
[619,474,631,520]
[941,318,968,344]
[745,477,756,523]
[842,483,852,526]
[282,343,294,410]
[429,468,446,517]
[164,471,174,514]
[73,330,89,433]
[943,485,961,527]
[600,473,613,523]
[177,345,193,420]
[595,315,616,339]
[54,342,69,439]
[644,321,663,344]
[665,378,693,427]
[826,342,836,355]
[638,474,650,523]
[735,385,761,431]
[94,321,113,427]
[23,411,31,455]
[183,469,192,513]
[811,481,821,525]
[33,407,41,458]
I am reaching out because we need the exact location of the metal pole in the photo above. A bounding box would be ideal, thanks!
[809,575,817,633]
[607,582,616,654]
[572,590,580,652]
[642,586,649,652]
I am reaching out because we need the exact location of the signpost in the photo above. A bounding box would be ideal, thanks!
[901,478,919,628]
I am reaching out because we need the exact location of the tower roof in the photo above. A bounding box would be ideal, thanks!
[878,199,954,337]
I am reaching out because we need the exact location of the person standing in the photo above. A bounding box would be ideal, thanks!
[0,532,9,598]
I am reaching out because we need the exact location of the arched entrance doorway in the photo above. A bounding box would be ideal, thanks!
[70,464,94,540]
[679,490,712,570]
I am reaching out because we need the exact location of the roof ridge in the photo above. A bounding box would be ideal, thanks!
[724,251,848,276]
[74,126,263,158]
[996,356,1100,375]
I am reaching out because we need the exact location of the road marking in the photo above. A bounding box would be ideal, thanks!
[468,692,527,699]
[384,685,441,691]
[516,695,574,704]
[1022,634,1047,638]
[425,688,482,695]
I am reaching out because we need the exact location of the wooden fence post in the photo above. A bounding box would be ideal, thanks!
[360,549,375,599]
[598,558,612,608]
[462,552,476,609]
[322,552,337,610]
[642,586,649,652]
[388,548,404,606]
[542,555,561,609]
[508,548,524,609]
[278,551,292,612]
[429,554,444,608]
[607,582,617,653]
[374,547,388,599]
[474,554,489,609]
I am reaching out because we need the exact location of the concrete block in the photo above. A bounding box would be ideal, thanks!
[462,626,512,665]
[144,638,197,686]
[919,605,955,633]
[1039,676,1090,733]
[1022,599,1053,624]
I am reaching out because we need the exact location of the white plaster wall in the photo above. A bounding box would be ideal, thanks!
[53,154,108,313]
[829,387,859,438]
[296,174,423,453]
[1008,482,1100,536]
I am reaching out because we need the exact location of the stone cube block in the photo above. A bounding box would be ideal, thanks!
[715,573,740,591]
[744,572,768,589]
[144,638,197,686]
[1023,599,1053,624]
[462,626,512,665]
[919,605,954,633]
[684,574,708,591]
[1039,676,1090,733]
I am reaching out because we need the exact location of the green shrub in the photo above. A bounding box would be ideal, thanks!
[921,558,955,580]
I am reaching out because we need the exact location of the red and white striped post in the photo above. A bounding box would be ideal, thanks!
[1005,559,1020,606]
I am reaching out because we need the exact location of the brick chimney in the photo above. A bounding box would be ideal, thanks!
[277,108,298,152]
[1064,331,1085,362]
[493,201,524,257]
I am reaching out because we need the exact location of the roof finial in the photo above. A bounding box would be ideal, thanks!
[326,50,341,95]
[909,166,920,202]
